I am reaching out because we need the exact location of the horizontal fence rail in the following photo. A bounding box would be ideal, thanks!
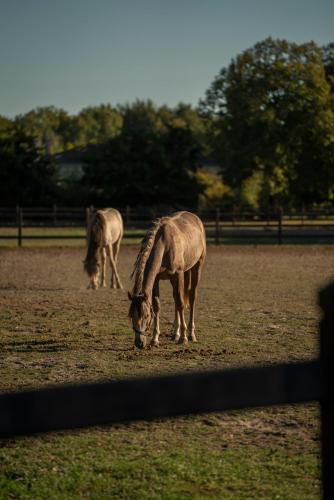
[0,206,334,245]
[0,360,321,439]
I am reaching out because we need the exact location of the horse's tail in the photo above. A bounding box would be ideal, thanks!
[184,270,191,307]
[84,211,105,277]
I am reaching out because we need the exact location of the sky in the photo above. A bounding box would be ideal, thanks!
[0,0,333,118]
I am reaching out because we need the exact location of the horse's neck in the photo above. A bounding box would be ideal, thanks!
[142,238,165,298]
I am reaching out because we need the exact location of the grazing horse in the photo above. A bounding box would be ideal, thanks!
[84,208,123,290]
[128,211,206,349]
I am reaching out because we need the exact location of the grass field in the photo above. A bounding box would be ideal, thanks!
[0,228,144,247]
[0,245,333,498]
[0,225,333,247]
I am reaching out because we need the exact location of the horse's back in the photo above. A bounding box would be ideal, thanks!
[161,211,206,271]
[98,208,123,244]
[171,211,205,245]
[172,211,204,233]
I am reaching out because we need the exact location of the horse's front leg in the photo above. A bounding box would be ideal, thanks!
[172,306,180,342]
[150,280,160,347]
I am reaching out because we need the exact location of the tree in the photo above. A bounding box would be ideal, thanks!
[81,101,204,207]
[201,38,334,208]
[76,105,123,146]
[0,125,57,206]
[15,106,72,154]
[0,115,13,139]
[194,169,233,208]
[322,42,334,92]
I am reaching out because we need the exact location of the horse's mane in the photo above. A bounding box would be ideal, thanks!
[131,216,170,295]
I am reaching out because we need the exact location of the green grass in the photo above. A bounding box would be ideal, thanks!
[0,226,332,247]
[0,227,144,247]
[0,432,319,499]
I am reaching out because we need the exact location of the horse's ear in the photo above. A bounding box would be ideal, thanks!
[127,291,133,301]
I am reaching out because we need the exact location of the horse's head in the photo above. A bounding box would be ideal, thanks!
[128,291,154,349]
[84,259,100,289]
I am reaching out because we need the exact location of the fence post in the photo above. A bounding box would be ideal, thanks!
[17,206,22,247]
[85,208,90,243]
[320,282,334,500]
[277,208,282,245]
[232,204,236,227]
[86,207,95,243]
[215,208,220,245]
[126,205,131,225]
[266,210,270,227]
[53,204,57,226]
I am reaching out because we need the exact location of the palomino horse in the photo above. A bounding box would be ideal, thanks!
[84,208,123,289]
[128,211,206,348]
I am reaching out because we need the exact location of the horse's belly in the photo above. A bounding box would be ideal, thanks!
[183,247,205,271]
[158,269,174,280]
[158,250,203,277]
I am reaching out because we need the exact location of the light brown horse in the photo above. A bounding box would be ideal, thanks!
[84,208,123,290]
[128,211,206,348]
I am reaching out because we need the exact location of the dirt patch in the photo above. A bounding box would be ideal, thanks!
[0,244,333,455]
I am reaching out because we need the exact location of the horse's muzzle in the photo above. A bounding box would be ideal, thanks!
[134,332,147,349]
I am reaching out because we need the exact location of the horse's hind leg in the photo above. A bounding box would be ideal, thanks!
[171,273,188,344]
[107,244,115,288]
[108,244,115,288]
[107,243,123,289]
[188,260,203,342]
[100,248,107,287]
[113,238,122,289]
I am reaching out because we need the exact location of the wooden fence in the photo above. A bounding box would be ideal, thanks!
[0,281,333,498]
[0,206,334,246]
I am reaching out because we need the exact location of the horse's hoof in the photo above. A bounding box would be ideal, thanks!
[189,336,198,342]
[174,335,180,343]
[178,337,188,345]
[150,340,159,347]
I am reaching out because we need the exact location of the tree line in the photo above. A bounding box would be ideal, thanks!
[1,38,333,210]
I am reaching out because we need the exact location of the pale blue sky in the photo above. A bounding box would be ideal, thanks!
[0,0,333,118]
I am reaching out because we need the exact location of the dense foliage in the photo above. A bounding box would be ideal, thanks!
[201,38,334,209]
[1,38,333,209]
[0,124,57,206]
[81,102,206,207]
